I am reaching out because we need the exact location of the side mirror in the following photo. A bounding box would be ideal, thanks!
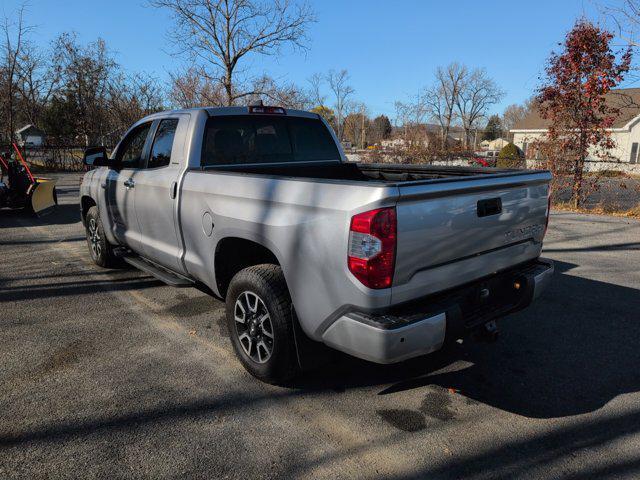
[83,146,112,168]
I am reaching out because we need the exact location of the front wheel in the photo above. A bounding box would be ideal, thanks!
[85,206,118,268]
[225,264,298,384]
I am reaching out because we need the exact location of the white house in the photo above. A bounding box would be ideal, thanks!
[15,124,45,147]
[478,137,510,151]
[510,88,640,173]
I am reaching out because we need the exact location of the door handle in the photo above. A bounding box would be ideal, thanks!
[124,179,135,189]
[170,181,177,199]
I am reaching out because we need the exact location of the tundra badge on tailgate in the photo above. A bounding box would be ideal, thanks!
[504,224,544,242]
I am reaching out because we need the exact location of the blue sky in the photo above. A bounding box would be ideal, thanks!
[2,0,622,120]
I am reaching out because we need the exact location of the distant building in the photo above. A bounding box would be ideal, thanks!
[16,125,45,147]
[341,140,353,151]
[479,138,510,151]
[381,138,413,149]
[382,124,464,150]
[510,88,640,172]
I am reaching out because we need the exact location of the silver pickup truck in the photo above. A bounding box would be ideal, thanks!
[80,105,553,383]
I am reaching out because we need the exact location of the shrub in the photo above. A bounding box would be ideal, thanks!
[497,142,525,169]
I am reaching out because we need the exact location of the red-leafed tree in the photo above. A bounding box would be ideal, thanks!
[537,19,632,208]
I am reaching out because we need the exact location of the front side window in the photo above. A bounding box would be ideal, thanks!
[149,119,179,169]
[117,122,152,169]
[202,115,339,166]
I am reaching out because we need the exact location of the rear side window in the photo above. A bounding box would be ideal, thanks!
[202,115,339,166]
[149,119,179,169]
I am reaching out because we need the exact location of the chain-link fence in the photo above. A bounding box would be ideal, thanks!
[0,142,114,172]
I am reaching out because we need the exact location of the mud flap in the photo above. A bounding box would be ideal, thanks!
[29,178,57,216]
[291,306,335,372]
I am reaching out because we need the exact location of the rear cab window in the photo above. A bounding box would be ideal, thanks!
[201,115,340,166]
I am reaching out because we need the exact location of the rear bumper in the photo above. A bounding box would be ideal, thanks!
[321,258,554,364]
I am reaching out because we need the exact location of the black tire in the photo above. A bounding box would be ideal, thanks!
[225,264,298,384]
[85,206,118,268]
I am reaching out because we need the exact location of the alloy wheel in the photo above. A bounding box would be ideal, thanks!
[88,218,102,259]
[234,291,274,364]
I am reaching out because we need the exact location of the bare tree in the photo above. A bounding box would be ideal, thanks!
[342,102,369,148]
[423,63,467,149]
[394,101,411,139]
[169,67,226,108]
[455,68,504,148]
[604,0,640,46]
[15,42,61,128]
[502,99,533,140]
[394,94,427,141]
[152,0,315,106]
[327,69,354,141]
[421,87,447,146]
[107,72,164,142]
[307,72,325,107]
[247,74,310,109]
[0,3,31,142]
[52,33,116,145]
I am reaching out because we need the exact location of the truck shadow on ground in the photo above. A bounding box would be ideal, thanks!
[297,260,640,419]
[0,203,80,228]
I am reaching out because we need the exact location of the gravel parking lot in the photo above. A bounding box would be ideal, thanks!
[1,173,639,479]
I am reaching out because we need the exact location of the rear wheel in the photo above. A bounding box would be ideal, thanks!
[85,206,118,268]
[225,264,298,384]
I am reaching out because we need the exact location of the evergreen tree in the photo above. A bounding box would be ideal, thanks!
[482,114,503,141]
[372,115,392,141]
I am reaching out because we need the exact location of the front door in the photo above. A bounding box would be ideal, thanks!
[106,121,153,253]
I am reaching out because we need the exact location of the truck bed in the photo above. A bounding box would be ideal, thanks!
[201,161,529,185]
[195,160,551,311]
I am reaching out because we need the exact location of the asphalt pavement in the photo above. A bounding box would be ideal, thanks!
[1,173,639,479]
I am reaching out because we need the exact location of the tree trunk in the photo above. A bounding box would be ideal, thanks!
[8,84,15,144]
[442,124,450,150]
[572,156,584,209]
[224,67,233,106]
[464,127,472,149]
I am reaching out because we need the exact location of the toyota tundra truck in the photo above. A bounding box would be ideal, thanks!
[79,105,553,383]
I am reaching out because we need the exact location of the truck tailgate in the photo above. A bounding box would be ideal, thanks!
[392,171,551,303]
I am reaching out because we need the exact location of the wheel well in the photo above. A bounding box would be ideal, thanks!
[215,238,279,298]
[80,196,96,225]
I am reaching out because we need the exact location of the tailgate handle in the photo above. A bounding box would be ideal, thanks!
[477,198,502,217]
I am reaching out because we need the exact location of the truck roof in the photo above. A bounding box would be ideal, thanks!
[140,106,320,121]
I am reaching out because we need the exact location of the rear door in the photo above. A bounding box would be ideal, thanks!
[133,115,189,273]
[106,121,153,253]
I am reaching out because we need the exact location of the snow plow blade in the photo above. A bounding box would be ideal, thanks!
[29,178,57,215]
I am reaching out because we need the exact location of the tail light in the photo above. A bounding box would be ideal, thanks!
[348,207,396,289]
